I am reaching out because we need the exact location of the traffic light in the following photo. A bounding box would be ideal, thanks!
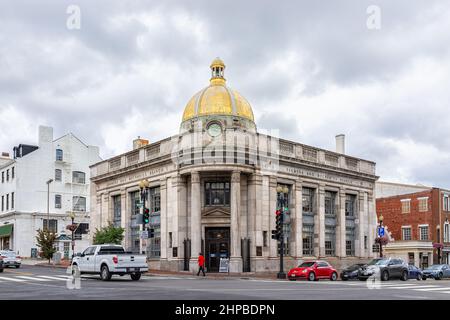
[271,210,283,240]
[271,229,279,240]
[148,228,155,238]
[143,208,150,225]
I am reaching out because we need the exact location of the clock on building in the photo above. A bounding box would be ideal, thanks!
[207,122,222,137]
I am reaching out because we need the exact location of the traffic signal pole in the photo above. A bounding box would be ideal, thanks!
[277,193,286,279]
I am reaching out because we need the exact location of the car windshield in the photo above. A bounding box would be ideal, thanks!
[0,252,15,257]
[368,259,389,266]
[427,265,443,270]
[299,262,315,268]
[348,264,362,271]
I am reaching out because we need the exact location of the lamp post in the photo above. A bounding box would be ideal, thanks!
[139,179,150,255]
[46,179,53,232]
[69,212,76,259]
[378,214,384,258]
[276,185,289,279]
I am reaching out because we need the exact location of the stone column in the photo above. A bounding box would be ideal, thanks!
[338,188,347,258]
[119,189,129,250]
[269,176,278,259]
[367,191,375,258]
[247,175,257,264]
[253,174,264,271]
[357,191,366,258]
[230,170,243,272]
[318,185,326,257]
[189,171,201,272]
[294,179,303,258]
[177,176,187,265]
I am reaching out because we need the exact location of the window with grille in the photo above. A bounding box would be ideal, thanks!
[444,195,449,211]
[444,223,449,243]
[113,195,121,227]
[43,219,58,233]
[72,171,86,184]
[325,227,335,256]
[73,196,86,212]
[302,188,315,213]
[346,227,355,256]
[148,187,161,258]
[345,194,356,217]
[325,191,336,216]
[55,194,62,209]
[130,191,140,215]
[401,199,411,213]
[418,198,428,212]
[402,227,412,240]
[205,181,230,206]
[55,169,62,182]
[419,226,429,240]
[302,225,314,256]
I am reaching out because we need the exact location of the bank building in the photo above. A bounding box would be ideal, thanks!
[90,58,378,273]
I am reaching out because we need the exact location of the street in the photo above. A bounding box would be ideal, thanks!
[1,265,450,300]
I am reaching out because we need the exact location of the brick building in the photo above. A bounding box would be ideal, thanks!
[376,182,450,268]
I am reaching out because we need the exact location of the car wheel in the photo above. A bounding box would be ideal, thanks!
[359,277,366,281]
[416,274,422,281]
[101,265,112,281]
[436,273,443,280]
[401,271,408,281]
[330,272,338,281]
[381,270,389,281]
[422,276,427,280]
[308,272,316,281]
[15,265,20,269]
[341,277,348,281]
[130,273,141,281]
[0,268,3,273]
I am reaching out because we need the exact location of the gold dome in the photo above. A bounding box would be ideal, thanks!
[182,58,255,123]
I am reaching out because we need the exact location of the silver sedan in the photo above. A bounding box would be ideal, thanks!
[0,251,22,268]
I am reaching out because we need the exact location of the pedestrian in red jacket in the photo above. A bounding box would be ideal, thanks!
[197,253,206,276]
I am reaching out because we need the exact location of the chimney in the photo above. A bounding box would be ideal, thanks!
[1,152,10,158]
[335,134,345,154]
[133,136,149,150]
[38,125,53,146]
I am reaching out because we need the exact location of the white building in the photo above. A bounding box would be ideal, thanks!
[0,126,101,258]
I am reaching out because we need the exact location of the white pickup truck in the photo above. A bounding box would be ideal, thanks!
[72,244,148,281]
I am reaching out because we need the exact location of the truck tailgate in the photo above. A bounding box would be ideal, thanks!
[117,255,147,267]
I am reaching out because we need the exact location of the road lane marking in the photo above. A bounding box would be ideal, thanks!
[38,276,70,281]
[16,276,51,282]
[0,276,26,282]
[414,287,450,291]
[384,285,437,290]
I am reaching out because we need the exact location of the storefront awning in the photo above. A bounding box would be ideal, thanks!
[0,224,13,238]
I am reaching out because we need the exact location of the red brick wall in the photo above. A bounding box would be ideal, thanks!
[376,190,435,241]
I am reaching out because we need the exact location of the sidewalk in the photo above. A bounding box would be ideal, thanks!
[21,258,71,269]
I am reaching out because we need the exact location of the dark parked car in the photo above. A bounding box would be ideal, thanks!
[407,265,423,280]
[340,263,366,281]
[0,256,3,273]
[422,264,450,280]
[358,258,409,281]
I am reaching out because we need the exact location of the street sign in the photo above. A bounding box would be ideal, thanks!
[219,258,229,273]
[378,226,385,237]
[140,230,148,239]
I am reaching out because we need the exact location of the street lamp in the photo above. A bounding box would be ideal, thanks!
[276,185,289,279]
[69,212,76,259]
[378,214,384,258]
[46,179,53,232]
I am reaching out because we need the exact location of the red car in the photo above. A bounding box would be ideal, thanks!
[288,260,338,281]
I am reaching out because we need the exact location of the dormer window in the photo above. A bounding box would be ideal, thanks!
[56,149,63,161]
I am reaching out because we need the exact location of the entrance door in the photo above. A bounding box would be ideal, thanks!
[205,227,230,273]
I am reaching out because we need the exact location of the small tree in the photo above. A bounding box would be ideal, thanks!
[93,224,125,245]
[36,229,57,264]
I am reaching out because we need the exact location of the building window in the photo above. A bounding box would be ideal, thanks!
[402,227,412,240]
[169,232,172,248]
[6,169,9,182]
[401,199,411,214]
[444,195,449,212]
[43,219,58,233]
[364,236,368,250]
[148,187,161,258]
[130,191,140,216]
[112,195,121,227]
[1,171,4,183]
[302,187,314,214]
[325,191,336,216]
[55,169,62,182]
[302,225,314,256]
[1,195,3,211]
[56,149,63,161]
[444,223,449,243]
[11,167,14,179]
[6,194,9,210]
[418,198,428,212]
[73,196,86,212]
[205,181,230,206]
[419,225,429,241]
[74,223,89,240]
[325,226,335,256]
[55,195,62,209]
[345,194,356,217]
[346,227,355,256]
[72,171,86,184]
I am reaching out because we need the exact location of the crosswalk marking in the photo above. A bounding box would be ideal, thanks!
[414,287,450,291]
[38,276,70,281]
[384,285,437,290]
[0,276,27,282]
[16,276,52,282]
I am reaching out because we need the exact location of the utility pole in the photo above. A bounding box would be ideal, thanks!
[46,179,53,231]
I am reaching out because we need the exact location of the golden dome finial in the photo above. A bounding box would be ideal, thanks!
[210,57,226,86]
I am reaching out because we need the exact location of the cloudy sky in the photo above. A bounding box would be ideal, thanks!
[1,1,449,188]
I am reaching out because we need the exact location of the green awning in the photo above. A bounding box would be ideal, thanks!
[0,224,13,237]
